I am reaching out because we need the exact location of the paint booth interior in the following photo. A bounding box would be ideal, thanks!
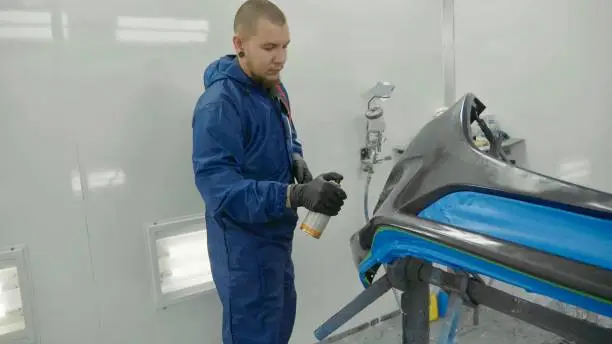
[1,0,612,343]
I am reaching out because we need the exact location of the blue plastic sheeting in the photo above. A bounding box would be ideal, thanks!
[418,191,612,271]
[358,228,612,317]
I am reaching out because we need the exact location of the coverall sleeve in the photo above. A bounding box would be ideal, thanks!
[192,99,289,224]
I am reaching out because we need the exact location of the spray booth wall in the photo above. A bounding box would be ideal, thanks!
[0,0,443,343]
[0,0,610,343]
[455,0,612,191]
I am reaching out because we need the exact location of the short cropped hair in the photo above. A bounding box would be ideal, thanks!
[233,0,286,37]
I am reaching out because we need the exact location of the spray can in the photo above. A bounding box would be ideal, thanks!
[300,181,340,239]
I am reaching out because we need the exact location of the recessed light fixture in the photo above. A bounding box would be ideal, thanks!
[145,214,215,309]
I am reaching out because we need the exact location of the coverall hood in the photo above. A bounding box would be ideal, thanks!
[203,54,253,90]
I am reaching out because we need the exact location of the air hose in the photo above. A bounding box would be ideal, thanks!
[364,173,372,222]
[363,170,403,313]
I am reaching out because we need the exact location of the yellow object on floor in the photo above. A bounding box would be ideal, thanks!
[429,292,439,321]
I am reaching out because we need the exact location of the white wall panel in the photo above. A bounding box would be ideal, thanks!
[56,1,224,343]
[1,0,443,343]
[0,4,99,343]
[455,0,612,191]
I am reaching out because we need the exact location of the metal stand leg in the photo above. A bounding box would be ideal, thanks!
[313,275,392,341]
[401,279,430,344]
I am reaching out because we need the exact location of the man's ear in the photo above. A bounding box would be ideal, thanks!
[232,35,244,55]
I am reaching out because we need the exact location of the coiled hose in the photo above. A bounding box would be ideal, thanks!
[363,170,403,312]
[364,173,372,222]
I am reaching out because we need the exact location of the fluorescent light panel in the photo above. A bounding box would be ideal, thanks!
[156,229,212,295]
[116,30,207,43]
[0,267,25,337]
[115,16,209,43]
[0,11,51,25]
[0,10,69,41]
[117,16,209,31]
[146,215,215,309]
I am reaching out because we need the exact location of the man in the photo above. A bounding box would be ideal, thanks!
[191,1,347,343]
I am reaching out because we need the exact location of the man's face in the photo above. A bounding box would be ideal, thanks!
[235,18,290,85]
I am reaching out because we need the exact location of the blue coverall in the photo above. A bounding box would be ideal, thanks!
[192,54,303,344]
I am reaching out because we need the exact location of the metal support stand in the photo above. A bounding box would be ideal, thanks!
[314,274,392,341]
[401,281,430,344]
[314,257,612,344]
[389,259,431,344]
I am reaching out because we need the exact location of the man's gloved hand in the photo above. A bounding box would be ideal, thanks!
[292,153,313,184]
[289,172,347,216]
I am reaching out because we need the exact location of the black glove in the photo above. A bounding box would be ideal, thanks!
[289,172,347,216]
[292,153,313,183]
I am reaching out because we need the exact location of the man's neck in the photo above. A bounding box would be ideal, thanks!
[237,57,253,79]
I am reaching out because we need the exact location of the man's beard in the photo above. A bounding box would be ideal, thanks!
[245,60,279,88]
